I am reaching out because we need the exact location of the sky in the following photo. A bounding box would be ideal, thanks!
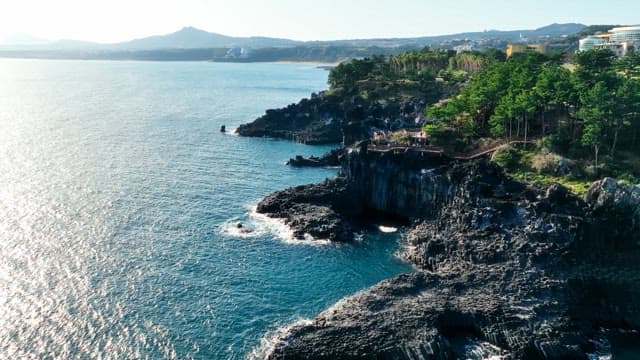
[1,0,639,44]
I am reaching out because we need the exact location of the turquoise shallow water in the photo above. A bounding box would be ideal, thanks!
[0,59,413,359]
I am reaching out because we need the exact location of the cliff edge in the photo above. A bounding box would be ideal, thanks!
[236,92,427,145]
[257,145,640,359]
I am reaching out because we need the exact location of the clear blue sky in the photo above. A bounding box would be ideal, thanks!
[1,0,639,43]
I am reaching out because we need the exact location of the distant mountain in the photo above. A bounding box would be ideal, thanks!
[297,23,586,49]
[110,27,301,50]
[1,23,587,51]
[0,23,589,61]
[1,32,50,45]
[574,25,621,38]
[529,23,587,37]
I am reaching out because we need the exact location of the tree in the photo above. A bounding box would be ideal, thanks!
[574,48,616,74]
[328,58,379,90]
[535,65,576,136]
[573,49,617,90]
[582,114,603,177]
[579,82,611,174]
[513,89,538,143]
[489,95,513,137]
[615,52,640,78]
[614,77,640,153]
[426,98,465,126]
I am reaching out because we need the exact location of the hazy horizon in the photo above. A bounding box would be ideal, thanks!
[1,0,639,45]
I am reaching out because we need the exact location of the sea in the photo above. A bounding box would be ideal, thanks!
[0,59,413,359]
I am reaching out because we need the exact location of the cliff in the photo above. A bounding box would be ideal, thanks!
[257,145,640,359]
[236,92,428,145]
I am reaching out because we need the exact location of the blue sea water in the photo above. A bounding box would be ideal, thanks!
[0,59,413,359]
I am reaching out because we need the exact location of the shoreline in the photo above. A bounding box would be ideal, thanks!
[250,141,640,359]
[232,46,640,357]
[0,55,342,66]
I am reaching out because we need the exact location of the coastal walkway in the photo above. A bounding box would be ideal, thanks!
[366,137,540,161]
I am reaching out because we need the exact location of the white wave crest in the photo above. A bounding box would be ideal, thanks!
[378,225,398,233]
[219,205,336,246]
[249,207,335,246]
[247,318,313,360]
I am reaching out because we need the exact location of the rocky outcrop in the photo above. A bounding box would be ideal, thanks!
[286,148,344,168]
[236,91,427,145]
[258,146,640,359]
[586,177,640,218]
[257,178,361,242]
[583,178,640,246]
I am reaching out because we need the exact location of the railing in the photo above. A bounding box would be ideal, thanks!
[451,138,539,160]
[366,137,540,161]
[367,145,445,155]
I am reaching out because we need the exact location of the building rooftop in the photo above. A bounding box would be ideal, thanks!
[611,26,640,32]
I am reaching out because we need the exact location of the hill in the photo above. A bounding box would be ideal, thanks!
[0,23,588,61]
[110,27,300,50]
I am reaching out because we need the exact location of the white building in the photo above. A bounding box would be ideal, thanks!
[579,25,640,58]
[609,26,640,47]
[578,36,606,52]
[599,42,631,58]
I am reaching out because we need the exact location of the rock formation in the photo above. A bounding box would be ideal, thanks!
[286,148,344,168]
[257,145,640,359]
[236,92,427,145]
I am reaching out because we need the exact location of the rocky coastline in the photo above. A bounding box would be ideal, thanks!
[235,91,428,145]
[256,144,640,359]
[285,148,344,168]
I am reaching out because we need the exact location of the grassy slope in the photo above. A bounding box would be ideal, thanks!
[492,144,640,197]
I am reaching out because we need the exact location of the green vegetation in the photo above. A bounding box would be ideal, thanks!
[327,48,489,102]
[236,45,420,63]
[488,145,591,196]
[426,49,640,187]
[574,25,619,38]
[546,25,618,54]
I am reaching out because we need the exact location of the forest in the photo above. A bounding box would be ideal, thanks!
[326,48,496,106]
[425,49,640,183]
[326,47,640,188]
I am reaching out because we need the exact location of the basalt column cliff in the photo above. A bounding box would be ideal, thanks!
[257,144,640,359]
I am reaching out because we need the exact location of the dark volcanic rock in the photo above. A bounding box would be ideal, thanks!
[257,178,361,242]
[236,91,427,145]
[256,145,640,359]
[580,178,640,249]
[286,148,344,168]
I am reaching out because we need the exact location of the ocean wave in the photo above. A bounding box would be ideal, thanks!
[218,205,336,246]
[218,217,267,239]
[248,206,335,246]
[458,339,507,360]
[588,328,613,360]
[378,225,398,233]
[247,318,313,360]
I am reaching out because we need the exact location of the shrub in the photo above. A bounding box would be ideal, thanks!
[584,165,598,179]
[423,125,458,148]
[490,145,519,169]
[454,113,479,138]
[584,163,613,180]
[540,133,575,155]
[423,124,446,138]
[617,172,640,185]
[390,131,411,145]
[531,152,571,176]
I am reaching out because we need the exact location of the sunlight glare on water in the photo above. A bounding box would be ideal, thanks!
[0,59,413,358]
